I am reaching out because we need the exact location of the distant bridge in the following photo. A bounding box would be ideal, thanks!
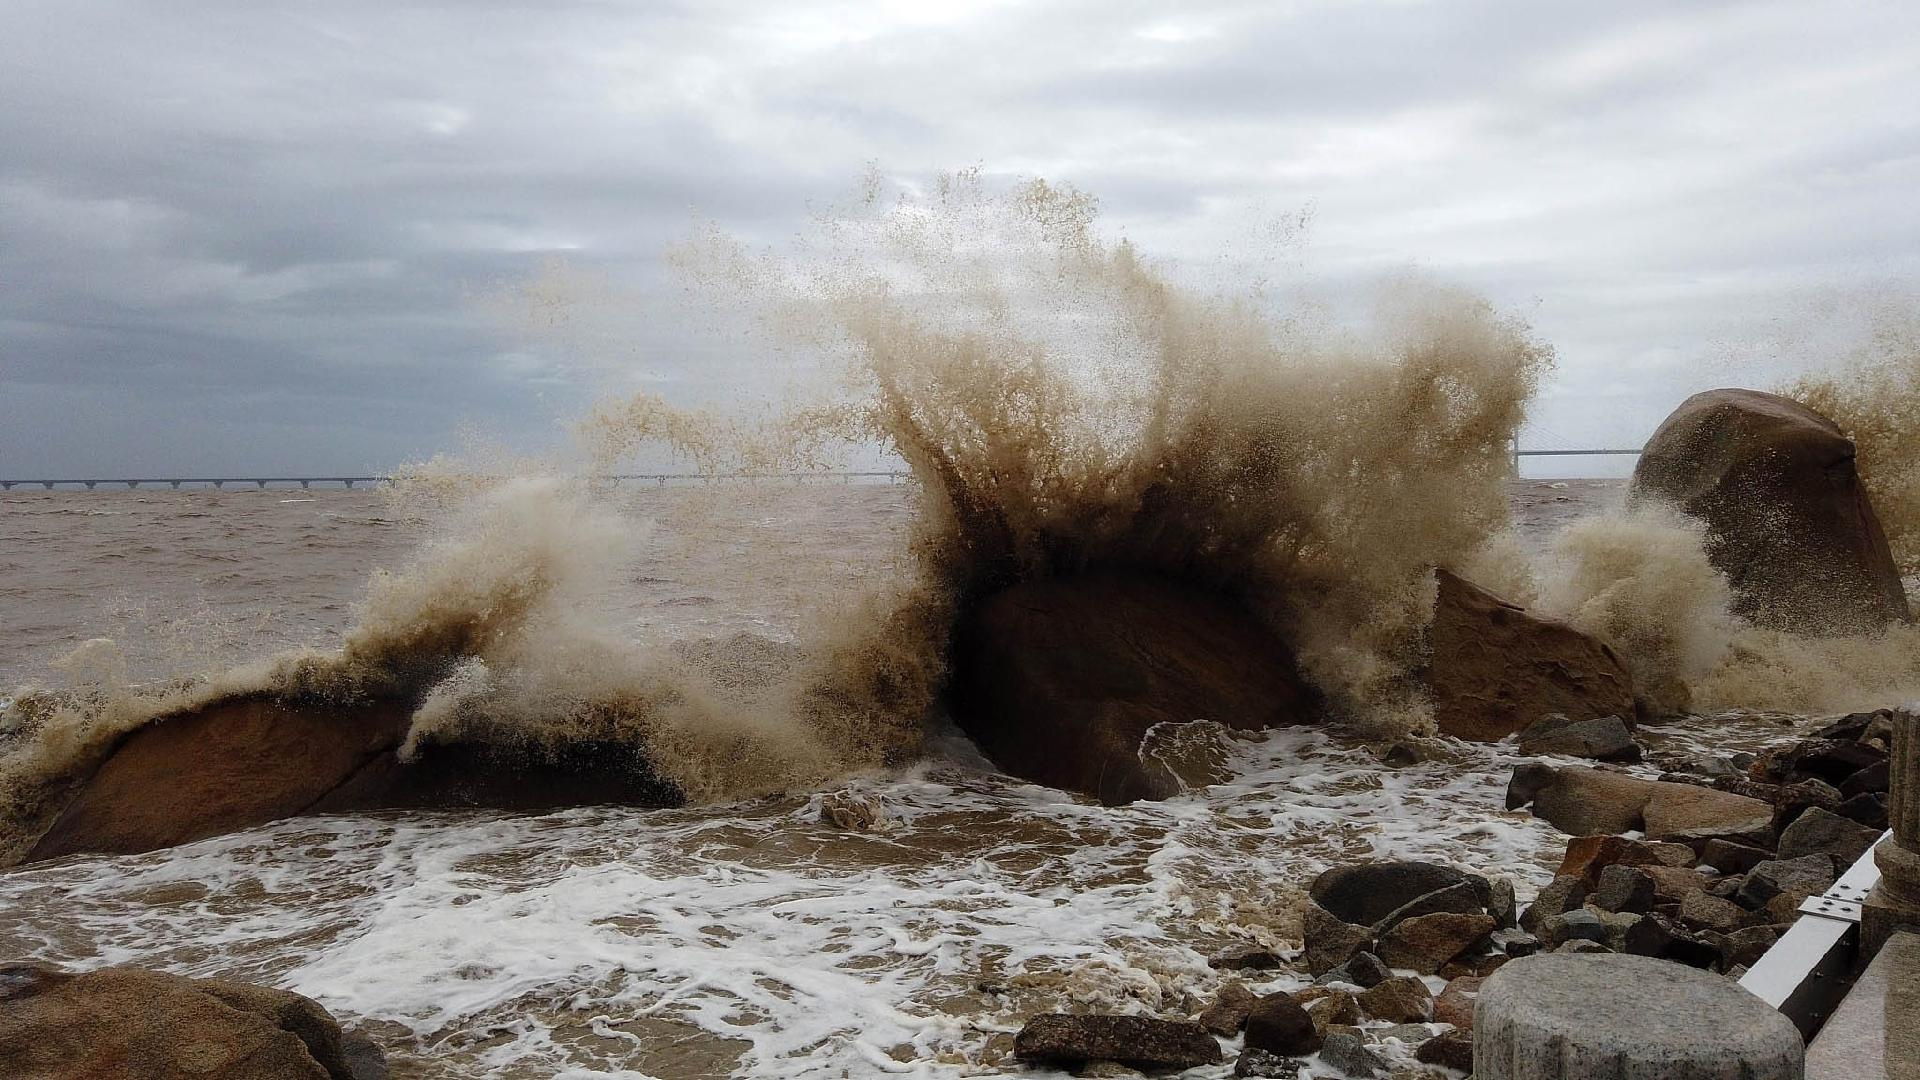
[0,471,914,491]
[0,452,1647,491]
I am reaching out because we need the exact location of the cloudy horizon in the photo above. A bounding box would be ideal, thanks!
[4,0,1917,477]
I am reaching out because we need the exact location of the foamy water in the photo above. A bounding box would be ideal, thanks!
[0,479,1818,1079]
[0,709,1803,1079]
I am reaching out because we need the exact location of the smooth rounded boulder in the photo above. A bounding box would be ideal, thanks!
[949,573,1315,804]
[1631,387,1909,634]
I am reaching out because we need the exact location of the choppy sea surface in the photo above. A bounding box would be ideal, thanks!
[0,480,1802,1078]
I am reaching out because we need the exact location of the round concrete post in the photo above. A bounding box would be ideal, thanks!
[1865,709,1920,955]
[1475,953,1803,1080]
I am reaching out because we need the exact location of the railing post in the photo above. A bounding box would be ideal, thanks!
[1863,710,1920,956]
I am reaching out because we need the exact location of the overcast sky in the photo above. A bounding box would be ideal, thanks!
[3,0,1917,477]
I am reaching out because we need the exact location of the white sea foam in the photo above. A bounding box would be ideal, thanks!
[0,716,1800,1078]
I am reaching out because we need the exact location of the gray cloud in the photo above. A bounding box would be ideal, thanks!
[2,0,1917,475]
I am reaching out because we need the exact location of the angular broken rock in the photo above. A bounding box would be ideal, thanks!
[1416,1029,1476,1071]
[1315,949,1391,989]
[1303,902,1374,977]
[1370,880,1486,938]
[1737,855,1836,910]
[1519,876,1588,935]
[1429,568,1638,741]
[1590,865,1656,914]
[1013,1015,1221,1069]
[1207,944,1283,971]
[1679,890,1751,935]
[1518,713,1642,762]
[1775,805,1881,866]
[1357,975,1433,1024]
[1320,1030,1387,1078]
[1197,980,1256,1036]
[1378,912,1498,975]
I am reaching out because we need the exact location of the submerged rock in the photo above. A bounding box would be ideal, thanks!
[1429,568,1637,741]
[1631,387,1909,634]
[0,962,383,1080]
[23,692,683,864]
[1012,1014,1221,1069]
[950,573,1316,804]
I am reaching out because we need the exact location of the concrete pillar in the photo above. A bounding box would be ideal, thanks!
[1476,953,1803,1080]
[1864,711,1920,957]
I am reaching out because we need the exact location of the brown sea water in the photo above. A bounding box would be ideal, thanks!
[0,479,1812,1079]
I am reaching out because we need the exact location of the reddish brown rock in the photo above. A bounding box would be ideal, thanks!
[1509,764,1771,839]
[1429,569,1637,741]
[1631,388,1909,634]
[1378,913,1498,975]
[951,574,1316,804]
[1357,976,1433,1024]
[1432,976,1484,1031]
[24,693,682,863]
[0,962,376,1080]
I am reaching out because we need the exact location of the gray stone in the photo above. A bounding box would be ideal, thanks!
[1519,876,1588,934]
[1303,902,1375,977]
[1319,1030,1384,1077]
[1592,865,1657,914]
[1556,939,1613,954]
[1519,713,1643,762]
[1232,1048,1294,1078]
[1700,838,1772,875]
[1776,806,1881,866]
[1738,854,1836,910]
[1542,908,1607,948]
[1679,890,1751,935]
[1474,952,1804,1079]
[1014,1015,1221,1069]
[1378,912,1499,974]
[1488,875,1519,927]
[1208,944,1284,971]
[1315,950,1390,989]
[1357,976,1431,1023]
[1804,930,1918,1080]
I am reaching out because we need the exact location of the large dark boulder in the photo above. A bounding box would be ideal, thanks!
[24,693,681,864]
[1631,388,1909,633]
[949,574,1315,804]
[0,962,384,1079]
[1429,569,1637,740]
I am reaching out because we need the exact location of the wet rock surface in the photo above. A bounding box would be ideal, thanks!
[1631,387,1909,634]
[950,573,1316,805]
[1429,569,1637,741]
[0,962,385,1080]
[1013,1014,1222,1069]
